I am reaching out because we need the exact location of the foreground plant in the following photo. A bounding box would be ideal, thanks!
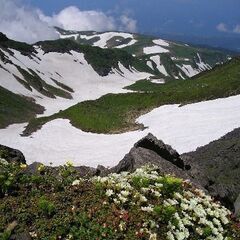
[0,162,239,239]
[92,166,237,240]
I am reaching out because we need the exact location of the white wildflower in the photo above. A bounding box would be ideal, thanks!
[106,189,114,197]
[72,180,80,186]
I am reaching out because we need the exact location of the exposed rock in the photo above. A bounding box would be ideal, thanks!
[10,232,32,240]
[0,144,26,164]
[111,133,190,180]
[0,32,8,42]
[75,165,97,177]
[182,127,240,211]
[25,162,43,174]
[112,130,240,212]
[234,194,240,218]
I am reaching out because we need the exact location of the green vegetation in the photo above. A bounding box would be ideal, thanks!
[16,67,73,99]
[24,57,240,135]
[170,42,231,67]
[0,33,35,56]
[38,197,56,217]
[0,86,44,128]
[0,162,239,240]
[51,78,74,93]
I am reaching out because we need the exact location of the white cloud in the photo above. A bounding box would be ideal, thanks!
[40,6,137,33]
[233,24,240,34]
[119,15,137,32]
[40,6,117,32]
[216,23,228,32]
[0,0,58,43]
[0,0,137,43]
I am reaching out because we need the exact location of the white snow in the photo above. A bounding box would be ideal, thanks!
[147,61,154,70]
[143,45,169,55]
[153,39,169,47]
[59,33,79,40]
[177,64,199,77]
[171,57,190,61]
[151,79,165,84]
[150,55,169,76]
[115,39,137,49]
[90,32,135,48]
[196,53,211,71]
[1,95,240,167]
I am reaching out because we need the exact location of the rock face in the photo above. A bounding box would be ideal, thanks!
[234,194,240,218]
[111,133,190,180]
[181,127,240,210]
[0,144,26,164]
[10,232,31,240]
[112,130,240,213]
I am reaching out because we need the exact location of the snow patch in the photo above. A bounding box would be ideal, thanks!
[177,64,199,77]
[150,55,168,76]
[143,46,169,55]
[153,39,169,47]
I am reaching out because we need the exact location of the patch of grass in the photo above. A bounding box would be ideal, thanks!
[0,86,44,128]
[0,33,35,56]
[24,57,240,135]
[17,67,73,99]
[169,42,232,67]
[38,197,56,218]
[51,78,74,93]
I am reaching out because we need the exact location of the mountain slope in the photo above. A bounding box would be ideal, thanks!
[0,31,240,167]
[0,33,153,127]
[57,27,233,80]
[24,57,240,135]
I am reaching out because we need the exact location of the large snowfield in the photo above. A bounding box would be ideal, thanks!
[1,95,240,167]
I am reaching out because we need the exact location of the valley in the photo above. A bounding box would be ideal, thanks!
[0,31,239,167]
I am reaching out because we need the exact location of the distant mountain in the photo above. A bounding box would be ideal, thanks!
[56,27,233,80]
[151,32,240,53]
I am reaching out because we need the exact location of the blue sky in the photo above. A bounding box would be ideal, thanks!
[23,0,240,36]
[1,0,239,50]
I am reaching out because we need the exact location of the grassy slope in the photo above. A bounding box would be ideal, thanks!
[0,86,44,128]
[23,57,240,135]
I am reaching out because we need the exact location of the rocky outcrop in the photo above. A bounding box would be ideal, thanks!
[111,133,191,180]
[0,144,26,164]
[10,232,31,240]
[181,127,240,210]
[112,130,240,213]
[234,194,240,218]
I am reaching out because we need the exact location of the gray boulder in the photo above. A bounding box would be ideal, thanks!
[234,194,240,218]
[181,127,240,211]
[0,144,25,164]
[111,133,190,180]
[10,232,31,240]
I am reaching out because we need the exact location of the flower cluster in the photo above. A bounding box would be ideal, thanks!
[92,165,233,240]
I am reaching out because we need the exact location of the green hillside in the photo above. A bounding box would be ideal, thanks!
[0,86,44,128]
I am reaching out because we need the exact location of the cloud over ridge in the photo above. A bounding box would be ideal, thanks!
[0,0,137,43]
